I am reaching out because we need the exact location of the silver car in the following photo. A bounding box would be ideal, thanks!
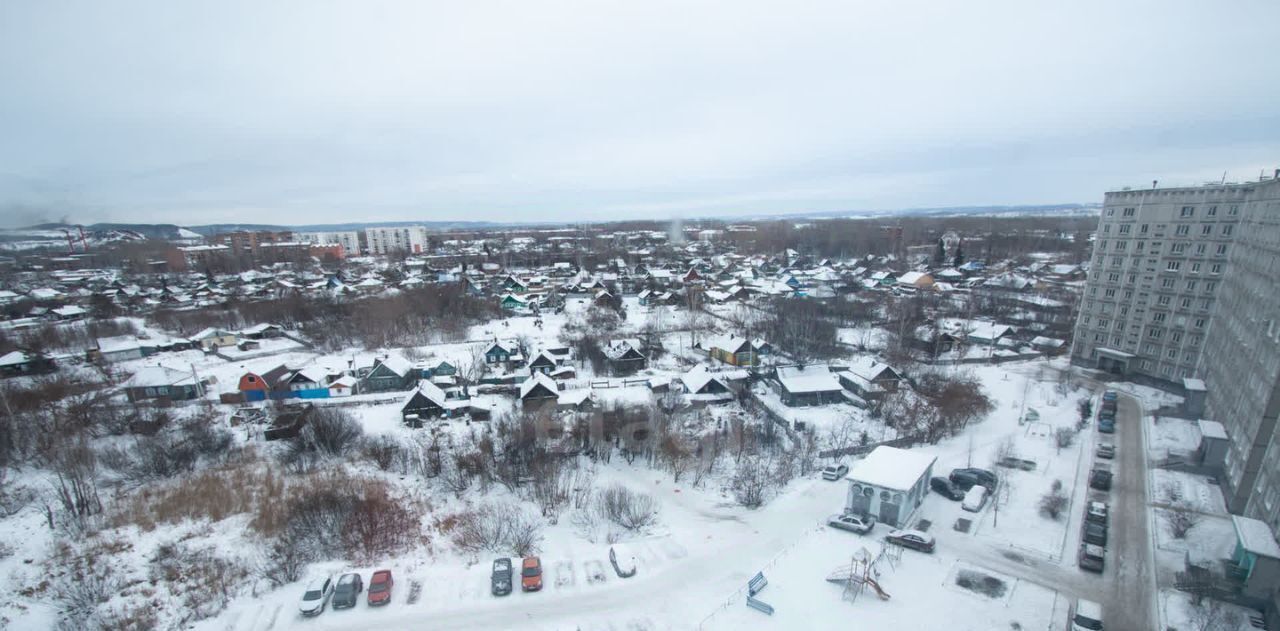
[827,513,876,534]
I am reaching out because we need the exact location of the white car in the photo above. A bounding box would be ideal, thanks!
[299,575,334,617]
[961,484,989,512]
[827,513,876,534]
[609,544,637,578]
[1070,598,1104,630]
[821,463,849,481]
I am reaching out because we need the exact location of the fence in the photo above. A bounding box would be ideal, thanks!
[819,435,921,459]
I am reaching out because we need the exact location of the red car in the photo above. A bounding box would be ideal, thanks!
[367,569,393,606]
[521,557,543,592]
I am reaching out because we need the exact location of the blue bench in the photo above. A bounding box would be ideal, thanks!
[748,572,768,596]
[746,595,775,615]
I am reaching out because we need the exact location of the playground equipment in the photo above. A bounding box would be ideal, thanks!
[826,546,894,603]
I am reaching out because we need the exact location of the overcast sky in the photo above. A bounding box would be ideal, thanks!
[1,1,1278,228]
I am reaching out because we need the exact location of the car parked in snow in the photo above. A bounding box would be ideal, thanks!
[492,558,513,596]
[1089,466,1112,491]
[332,572,363,610]
[1095,442,1115,459]
[298,575,334,617]
[521,556,543,592]
[367,570,393,606]
[949,467,998,491]
[610,544,637,578]
[1082,521,1108,547]
[1078,543,1105,573]
[821,463,849,481]
[930,476,964,500]
[884,529,935,553]
[961,485,989,512]
[1071,598,1105,630]
[1086,501,1109,525]
[1098,417,1115,434]
[828,513,876,534]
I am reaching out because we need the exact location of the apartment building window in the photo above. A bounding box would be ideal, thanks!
[1205,281,1217,291]
[1199,298,1211,310]
[1171,243,1186,254]
[1194,318,1206,329]
[1216,245,1228,256]
[1103,224,1112,233]
[1141,360,1153,370]
[1171,331,1182,343]
[1127,274,1136,284]
[1196,243,1206,255]
[1104,289,1116,298]
[1089,287,1097,296]
[1180,297,1191,309]
[1119,306,1129,316]
[1119,224,1132,234]
[1137,241,1145,252]
[1157,296,1171,306]
[1112,335,1122,345]
[1229,205,1240,215]
[1148,327,1163,339]
[1208,206,1218,216]
[1166,261,1181,272]
[1210,264,1222,274]
[1094,333,1105,342]
[1112,256,1123,266]
[1176,224,1190,235]
[1181,206,1195,217]
[1123,290,1134,299]
[1140,224,1149,234]
[1153,312,1167,322]
[1190,262,1201,273]
[1123,207,1135,217]
[1162,278,1176,289]
[1167,348,1177,359]
[1202,225,1213,235]
[1106,208,1115,217]
[1150,242,1162,253]
[1098,318,1110,328]
[1115,240,1127,250]
[1191,334,1202,345]
[1222,225,1234,236]
[1185,280,1197,291]
[1081,315,1091,325]
[1107,273,1120,282]
[1162,365,1173,376]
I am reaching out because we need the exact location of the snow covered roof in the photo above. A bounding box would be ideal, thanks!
[96,335,143,353]
[775,366,842,394]
[680,365,727,394]
[1183,378,1207,392]
[843,357,898,382]
[1233,515,1280,559]
[520,372,559,399]
[410,380,448,406]
[124,365,200,388]
[845,446,937,491]
[0,351,31,367]
[897,271,929,285]
[1197,419,1228,440]
[373,355,413,377]
[702,334,750,353]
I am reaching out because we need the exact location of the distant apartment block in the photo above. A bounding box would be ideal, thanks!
[299,231,361,257]
[166,244,230,272]
[365,226,428,255]
[210,230,296,257]
[1071,184,1246,385]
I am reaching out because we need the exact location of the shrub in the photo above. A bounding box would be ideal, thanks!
[1038,481,1068,520]
[450,501,543,557]
[596,484,661,531]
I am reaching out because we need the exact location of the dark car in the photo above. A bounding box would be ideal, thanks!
[491,558,513,596]
[367,569,393,606]
[1098,418,1116,434]
[331,572,363,610]
[1082,521,1108,547]
[1089,467,1113,491]
[1085,501,1109,525]
[1078,543,1105,573]
[1101,390,1118,402]
[930,476,965,500]
[885,529,936,553]
[949,468,998,491]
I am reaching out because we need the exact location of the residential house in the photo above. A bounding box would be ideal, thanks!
[528,350,559,375]
[680,366,732,399]
[238,365,291,402]
[604,339,647,376]
[775,366,844,407]
[361,356,416,393]
[123,365,207,403]
[191,327,239,351]
[837,357,902,400]
[92,335,151,362]
[485,339,523,365]
[401,381,449,426]
[703,334,759,367]
[0,351,55,377]
[520,372,560,410]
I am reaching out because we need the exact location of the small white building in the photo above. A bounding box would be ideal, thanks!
[844,446,937,528]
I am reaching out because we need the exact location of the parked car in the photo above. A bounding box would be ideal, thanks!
[1082,521,1108,547]
[1098,406,1116,421]
[961,485,989,512]
[492,558,513,596]
[930,476,964,500]
[828,513,876,534]
[949,467,998,491]
[1095,443,1115,459]
[1071,598,1105,630]
[884,529,935,553]
[298,575,334,617]
[996,456,1037,471]
[1078,543,1105,573]
[1098,418,1115,434]
[521,556,543,592]
[821,463,849,481]
[367,569,393,606]
[1101,390,1118,403]
[331,572,363,609]
[1086,501,1109,525]
[609,544,637,578]
[1089,466,1113,491]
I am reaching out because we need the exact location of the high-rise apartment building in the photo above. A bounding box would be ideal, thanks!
[1200,176,1280,528]
[1073,173,1280,533]
[364,226,429,255]
[299,231,362,257]
[1071,184,1246,385]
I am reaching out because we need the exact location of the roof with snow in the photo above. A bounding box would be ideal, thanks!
[124,365,200,388]
[520,372,560,399]
[775,366,842,394]
[0,351,31,367]
[680,365,727,394]
[845,446,937,491]
[1197,419,1228,440]
[1233,515,1280,559]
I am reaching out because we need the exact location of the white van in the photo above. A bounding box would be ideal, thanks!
[1070,598,1103,630]
[961,485,989,512]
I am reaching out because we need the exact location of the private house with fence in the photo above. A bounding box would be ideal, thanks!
[774,366,844,407]
[844,446,936,528]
